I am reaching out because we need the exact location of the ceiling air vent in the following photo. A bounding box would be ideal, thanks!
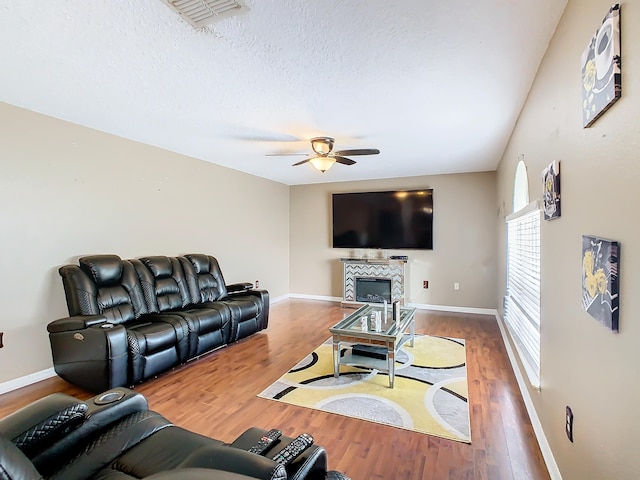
[160,0,248,28]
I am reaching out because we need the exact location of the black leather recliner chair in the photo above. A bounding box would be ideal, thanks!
[0,388,347,480]
[47,254,269,393]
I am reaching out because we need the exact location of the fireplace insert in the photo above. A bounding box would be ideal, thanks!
[355,277,391,303]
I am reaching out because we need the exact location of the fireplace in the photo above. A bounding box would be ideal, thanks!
[340,257,407,307]
[356,277,392,303]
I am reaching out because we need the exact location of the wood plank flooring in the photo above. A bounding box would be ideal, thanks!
[0,299,550,480]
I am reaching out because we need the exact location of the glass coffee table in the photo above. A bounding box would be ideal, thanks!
[329,304,417,388]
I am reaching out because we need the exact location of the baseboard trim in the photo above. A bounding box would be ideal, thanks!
[494,312,562,480]
[408,303,497,316]
[287,293,343,303]
[0,368,57,396]
[270,294,292,304]
[286,295,497,316]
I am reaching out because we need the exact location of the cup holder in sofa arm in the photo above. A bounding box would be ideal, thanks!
[94,390,126,405]
[84,388,148,421]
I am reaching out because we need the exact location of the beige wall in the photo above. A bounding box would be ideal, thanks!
[496,1,640,478]
[290,172,497,309]
[0,102,290,385]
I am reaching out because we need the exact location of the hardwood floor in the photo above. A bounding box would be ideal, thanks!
[0,299,550,480]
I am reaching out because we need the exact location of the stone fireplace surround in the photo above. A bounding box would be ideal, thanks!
[340,257,407,307]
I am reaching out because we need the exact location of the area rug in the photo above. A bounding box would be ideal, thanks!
[258,335,470,443]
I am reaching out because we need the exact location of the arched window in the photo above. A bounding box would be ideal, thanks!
[504,158,541,388]
[513,159,530,212]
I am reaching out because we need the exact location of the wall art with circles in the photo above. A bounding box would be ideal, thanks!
[581,4,621,128]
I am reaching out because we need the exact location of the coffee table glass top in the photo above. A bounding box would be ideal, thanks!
[330,304,416,339]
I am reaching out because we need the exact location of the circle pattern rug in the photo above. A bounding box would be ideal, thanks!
[258,335,470,443]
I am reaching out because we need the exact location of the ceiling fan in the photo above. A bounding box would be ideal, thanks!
[267,137,380,173]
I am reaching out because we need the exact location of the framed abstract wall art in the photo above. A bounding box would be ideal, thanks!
[581,4,621,128]
[542,160,560,220]
[581,235,619,332]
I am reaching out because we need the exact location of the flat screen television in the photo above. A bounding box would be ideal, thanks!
[332,189,433,250]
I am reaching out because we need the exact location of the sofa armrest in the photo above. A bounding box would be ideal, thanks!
[30,388,150,470]
[230,289,270,330]
[226,282,255,294]
[48,322,128,392]
[47,314,108,333]
[84,388,148,425]
[230,428,326,480]
[0,393,88,458]
[179,445,287,480]
[0,389,149,464]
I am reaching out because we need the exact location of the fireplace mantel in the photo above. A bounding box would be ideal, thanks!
[340,257,408,308]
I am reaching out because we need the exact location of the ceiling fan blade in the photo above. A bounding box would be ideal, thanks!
[332,156,356,165]
[221,127,302,143]
[292,158,311,166]
[265,153,308,156]
[333,148,380,156]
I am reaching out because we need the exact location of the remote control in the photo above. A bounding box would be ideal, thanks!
[247,429,282,455]
[271,433,314,465]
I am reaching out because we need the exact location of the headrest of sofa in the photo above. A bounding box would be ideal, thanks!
[80,255,124,286]
[183,254,210,274]
[141,256,173,278]
[181,254,227,302]
[0,393,88,459]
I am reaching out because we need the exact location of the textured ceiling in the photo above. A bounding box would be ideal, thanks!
[0,0,566,185]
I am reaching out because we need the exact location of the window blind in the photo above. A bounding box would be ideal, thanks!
[504,204,541,388]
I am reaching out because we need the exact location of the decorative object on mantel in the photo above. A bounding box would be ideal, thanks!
[581,4,621,128]
[581,235,619,332]
[355,250,391,260]
[542,160,561,220]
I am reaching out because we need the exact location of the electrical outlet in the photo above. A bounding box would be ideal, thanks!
[423,280,429,289]
[566,406,574,442]
[255,280,260,289]
[454,282,460,290]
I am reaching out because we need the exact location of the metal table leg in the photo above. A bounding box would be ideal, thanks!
[387,342,395,388]
[333,337,340,378]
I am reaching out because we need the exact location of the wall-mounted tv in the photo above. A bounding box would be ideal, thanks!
[332,189,433,250]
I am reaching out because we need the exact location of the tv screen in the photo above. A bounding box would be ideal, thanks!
[332,189,433,250]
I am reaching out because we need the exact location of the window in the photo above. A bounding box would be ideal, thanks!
[513,159,529,211]
[504,160,541,388]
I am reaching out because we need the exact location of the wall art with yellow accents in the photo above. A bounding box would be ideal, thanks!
[582,235,619,332]
[542,160,560,220]
[581,4,621,128]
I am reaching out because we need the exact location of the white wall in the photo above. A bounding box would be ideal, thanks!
[290,172,497,309]
[0,102,290,385]
[496,1,640,478]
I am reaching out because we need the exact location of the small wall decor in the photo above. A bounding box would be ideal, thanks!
[581,235,619,332]
[542,160,561,220]
[581,4,621,128]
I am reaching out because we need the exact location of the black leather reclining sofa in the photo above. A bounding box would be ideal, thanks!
[0,388,348,480]
[47,254,269,392]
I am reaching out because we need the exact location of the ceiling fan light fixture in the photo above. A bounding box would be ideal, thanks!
[267,135,379,173]
[310,156,335,173]
[310,137,334,155]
